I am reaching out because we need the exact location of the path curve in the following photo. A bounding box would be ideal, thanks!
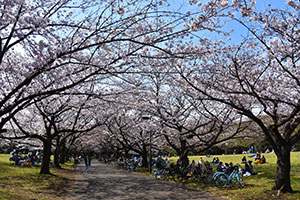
[64,161,227,200]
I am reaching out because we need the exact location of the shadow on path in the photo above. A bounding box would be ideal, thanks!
[64,162,227,200]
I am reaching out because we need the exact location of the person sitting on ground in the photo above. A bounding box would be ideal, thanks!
[9,153,18,166]
[198,157,204,169]
[217,162,225,172]
[30,155,37,166]
[256,155,266,164]
[241,156,247,164]
[224,163,236,175]
[224,163,230,169]
[202,161,213,176]
[211,157,216,163]
[23,154,29,161]
[245,161,257,175]
[216,157,220,164]
[248,161,257,174]
[242,162,251,176]
[260,155,266,164]
[36,153,42,164]
[254,152,261,161]
[189,160,197,174]
[15,152,24,166]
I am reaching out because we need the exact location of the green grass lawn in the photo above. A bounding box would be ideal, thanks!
[168,152,300,200]
[0,154,75,200]
[2,152,300,200]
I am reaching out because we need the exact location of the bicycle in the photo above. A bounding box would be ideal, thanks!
[213,164,245,188]
[152,167,170,180]
[168,163,192,183]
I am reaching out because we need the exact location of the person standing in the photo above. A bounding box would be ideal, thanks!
[84,154,91,171]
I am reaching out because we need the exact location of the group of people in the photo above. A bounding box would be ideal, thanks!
[155,156,168,169]
[157,154,264,177]
[211,157,220,164]
[244,152,266,164]
[212,154,265,176]
[241,154,266,176]
[72,154,92,171]
[216,161,234,172]
[118,156,143,170]
[167,157,213,178]
[254,152,266,164]
[9,151,42,167]
[100,155,144,170]
[241,160,257,175]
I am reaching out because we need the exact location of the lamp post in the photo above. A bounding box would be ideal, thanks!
[142,115,152,173]
[149,129,152,173]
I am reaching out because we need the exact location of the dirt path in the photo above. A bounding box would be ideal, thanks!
[64,161,227,200]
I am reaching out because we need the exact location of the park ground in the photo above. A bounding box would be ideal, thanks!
[64,162,224,200]
[0,153,300,200]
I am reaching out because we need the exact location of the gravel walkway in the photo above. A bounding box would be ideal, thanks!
[64,161,227,200]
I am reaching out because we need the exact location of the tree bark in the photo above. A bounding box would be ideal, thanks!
[179,152,189,168]
[141,151,148,168]
[54,144,62,169]
[59,143,67,164]
[124,149,129,159]
[273,145,293,193]
[178,138,189,168]
[40,140,52,174]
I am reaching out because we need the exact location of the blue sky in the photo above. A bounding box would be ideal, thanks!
[227,0,288,44]
[255,0,287,9]
[168,0,289,44]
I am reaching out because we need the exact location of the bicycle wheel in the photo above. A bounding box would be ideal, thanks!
[214,174,228,188]
[238,174,246,188]
[160,169,168,180]
[153,169,163,179]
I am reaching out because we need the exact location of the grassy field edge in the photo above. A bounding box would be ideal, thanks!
[0,154,76,200]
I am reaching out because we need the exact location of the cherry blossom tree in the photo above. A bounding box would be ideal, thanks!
[51,96,109,169]
[103,107,164,168]
[0,0,196,137]
[175,0,300,193]
[1,94,106,174]
[135,64,247,167]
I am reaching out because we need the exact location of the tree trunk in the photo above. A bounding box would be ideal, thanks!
[54,144,61,169]
[59,139,68,164]
[124,149,129,159]
[273,145,293,193]
[59,144,67,164]
[141,151,148,168]
[178,138,189,168]
[40,140,52,174]
[179,152,189,168]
